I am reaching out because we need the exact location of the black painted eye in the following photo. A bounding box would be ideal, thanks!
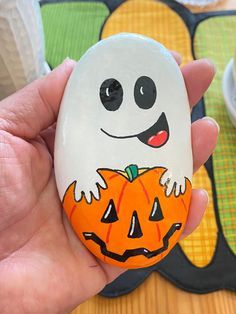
[149,197,164,221]
[100,78,123,111]
[101,200,118,223]
[134,76,157,109]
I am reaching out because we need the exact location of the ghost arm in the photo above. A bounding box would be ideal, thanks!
[158,138,192,197]
[74,168,107,203]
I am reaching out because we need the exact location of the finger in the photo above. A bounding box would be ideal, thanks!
[40,123,56,157]
[166,182,174,197]
[92,188,100,201]
[192,117,219,173]
[98,261,126,284]
[0,58,76,139]
[175,184,180,197]
[160,169,170,186]
[180,180,186,194]
[170,50,182,65]
[180,189,208,239]
[181,59,216,108]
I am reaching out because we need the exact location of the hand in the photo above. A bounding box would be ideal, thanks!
[0,56,218,313]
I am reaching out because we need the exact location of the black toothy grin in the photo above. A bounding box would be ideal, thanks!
[83,223,181,262]
[101,112,169,148]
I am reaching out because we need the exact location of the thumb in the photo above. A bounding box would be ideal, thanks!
[0,58,76,139]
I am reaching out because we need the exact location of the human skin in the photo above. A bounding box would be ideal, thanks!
[0,56,218,314]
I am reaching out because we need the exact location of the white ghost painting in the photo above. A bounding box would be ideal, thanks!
[55,33,192,204]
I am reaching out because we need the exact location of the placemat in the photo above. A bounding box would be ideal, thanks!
[194,14,236,255]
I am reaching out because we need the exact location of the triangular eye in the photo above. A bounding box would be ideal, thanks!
[149,197,164,221]
[101,199,118,223]
[128,211,143,238]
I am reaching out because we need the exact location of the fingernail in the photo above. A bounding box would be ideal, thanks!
[63,57,77,66]
[201,58,217,74]
[200,189,209,206]
[63,56,72,62]
[202,116,220,132]
[170,50,182,65]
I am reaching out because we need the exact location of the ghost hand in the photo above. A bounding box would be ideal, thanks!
[160,169,187,197]
[74,171,107,203]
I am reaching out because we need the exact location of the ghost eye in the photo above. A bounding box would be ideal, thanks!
[149,197,164,221]
[100,78,123,111]
[134,76,157,109]
[101,199,118,223]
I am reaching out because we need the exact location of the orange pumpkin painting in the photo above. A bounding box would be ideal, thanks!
[63,166,191,269]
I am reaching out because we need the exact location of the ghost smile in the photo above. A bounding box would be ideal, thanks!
[101,112,169,148]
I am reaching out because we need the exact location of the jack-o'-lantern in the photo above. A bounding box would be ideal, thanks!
[63,165,191,269]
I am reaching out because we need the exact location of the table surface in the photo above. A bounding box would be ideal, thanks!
[73,273,236,314]
[72,1,236,313]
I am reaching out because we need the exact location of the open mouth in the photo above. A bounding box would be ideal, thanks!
[137,112,169,148]
[83,223,181,262]
[101,112,169,148]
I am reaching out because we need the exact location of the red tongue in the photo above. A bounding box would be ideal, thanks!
[147,130,168,147]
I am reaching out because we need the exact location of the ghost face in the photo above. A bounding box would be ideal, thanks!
[55,33,192,202]
[62,33,189,155]
[99,76,169,148]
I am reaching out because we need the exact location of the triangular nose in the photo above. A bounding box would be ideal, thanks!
[128,211,143,238]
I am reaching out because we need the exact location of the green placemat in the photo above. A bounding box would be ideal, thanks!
[41,2,109,67]
[194,16,236,254]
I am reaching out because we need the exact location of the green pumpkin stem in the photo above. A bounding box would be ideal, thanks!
[125,164,139,182]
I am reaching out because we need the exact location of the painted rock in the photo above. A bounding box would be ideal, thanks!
[55,33,192,269]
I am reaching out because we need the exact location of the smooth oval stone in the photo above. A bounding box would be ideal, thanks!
[55,33,192,269]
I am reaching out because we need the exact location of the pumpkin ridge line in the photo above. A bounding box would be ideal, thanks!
[106,224,113,244]
[181,198,188,212]
[69,204,77,221]
[117,181,128,214]
[105,181,128,244]
[138,178,150,204]
[156,223,161,242]
[108,173,119,180]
